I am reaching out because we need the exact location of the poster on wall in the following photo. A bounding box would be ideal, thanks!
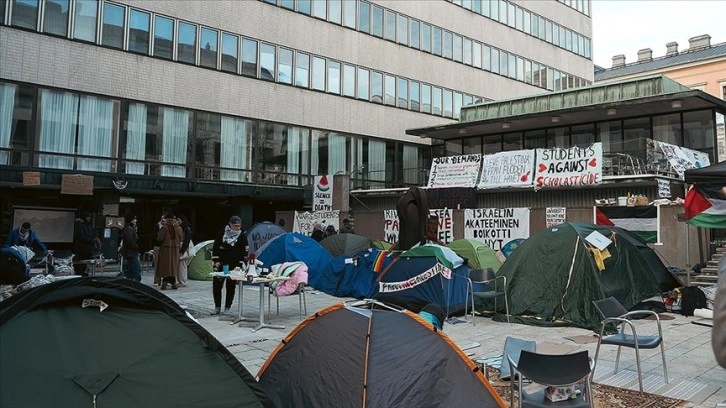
[534,143,602,190]
[426,154,482,189]
[464,208,530,256]
[545,207,567,228]
[656,141,711,179]
[293,210,340,236]
[656,179,671,198]
[313,175,334,211]
[383,210,399,244]
[429,208,454,244]
[478,150,535,189]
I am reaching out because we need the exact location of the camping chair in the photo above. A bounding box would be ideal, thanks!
[465,268,510,323]
[508,350,594,408]
[268,282,308,320]
[592,296,668,393]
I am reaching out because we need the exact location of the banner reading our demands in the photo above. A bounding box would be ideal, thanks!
[534,143,602,190]
[478,150,535,189]
[464,208,530,252]
[427,154,482,188]
[293,210,339,236]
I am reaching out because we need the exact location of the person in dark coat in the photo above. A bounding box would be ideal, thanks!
[211,216,248,315]
[310,223,324,242]
[74,212,99,276]
[121,214,142,282]
[157,213,183,290]
[5,222,46,253]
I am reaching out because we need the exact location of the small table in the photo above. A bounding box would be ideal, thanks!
[211,273,290,332]
[76,259,104,277]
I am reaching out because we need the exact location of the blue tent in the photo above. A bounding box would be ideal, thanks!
[256,233,332,287]
[316,248,393,299]
[375,256,471,317]
[246,222,286,255]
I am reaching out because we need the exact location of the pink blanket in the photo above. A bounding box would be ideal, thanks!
[274,262,308,297]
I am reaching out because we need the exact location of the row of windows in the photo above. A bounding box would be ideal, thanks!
[1,0,492,119]
[556,0,591,16]
[0,80,432,188]
[259,0,591,90]
[446,0,591,59]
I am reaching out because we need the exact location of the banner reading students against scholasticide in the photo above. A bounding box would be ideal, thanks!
[478,149,535,189]
[534,143,602,191]
[426,154,482,189]
[464,208,530,252]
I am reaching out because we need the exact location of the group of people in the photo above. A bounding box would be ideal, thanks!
[310,218,355,242]
[131,212,192,290]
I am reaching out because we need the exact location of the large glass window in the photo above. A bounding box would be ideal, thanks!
[653,114,681,145]
[199,27,218,68]
[357,68,369,100]
[515,6,523,30]
[221,33,239,73]
[295,52,310,88]
[546,127,568,148]
[312,56,326,91]
[371,4,383,37]
[397,78,408,109]
[503,133,523,151]
[598,120,622,155]
[278,47,293,84]
[443,89,453,118]
[371,71,383,103]
[570,124,595,148]
[443,30,453,59]
[473,41,481,68]
[684,110,715,157]
[327,60,341,94]
[43,0,69,36]
[498,0,507,23]
[622,117,650,161]
[297,0,311,15]
[499,51,508,76]
[397,14,408,45]
[508,53,516,79]
[101,2,124,49]
[516,56,524,81]
[128,9,150,54]
[453,92,462,119]
[343,0,356,28]
[432,86,442,116]
[281,0,294,10]
[177,22,197,64]
[453,34,463,62]
[483,134,501,154]
[343,64,356,97]
[358,1,370,33]
[432,26,442,56]
[311,0,326,19]
[463,137,482,155]
[312,131,348,175]
[483,45,491,71]
[420,84,431,114]
[260,43,276,81]
[384,74,395,106]
[463,38,472,65]
[410,20,420,49]
[524,130,546,149]
[328,0,341,24]
[73,0,97,42]
[153,15,173,59]
[410,81,420,111]
[241,38,258,77]
[286,126,311,186]
[11,0,38,29]
[384,9,395,41]
[507,3,515,27]
[0,82,35,166]
[421,23,431,53]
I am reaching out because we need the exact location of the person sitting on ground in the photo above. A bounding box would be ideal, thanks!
[211,216,248,315]
[310,223,324,242]
[5,222,47,253]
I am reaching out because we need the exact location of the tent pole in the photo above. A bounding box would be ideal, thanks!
[685,222,690,286]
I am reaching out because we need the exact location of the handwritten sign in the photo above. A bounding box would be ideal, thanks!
[656,141,710,179]
[424,187,477,209]
[427,154,482,188]
[22,172,40,186]
[534,143,602,190]
[545,207,567,228]
[478,150,535,189]
[464,208,530,252]
[656,179,671,198]
[384,210,399,243]
[293,210,339,236]
[313,175,333,211]
[61,174,94,195]
[429,209,453,244]
[105,216,125,229]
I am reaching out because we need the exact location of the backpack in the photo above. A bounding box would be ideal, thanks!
[680,286,707,317]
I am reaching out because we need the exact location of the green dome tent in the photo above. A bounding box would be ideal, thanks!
[494,222,679,330]
[447,238,502,271]
[187,240,214,281]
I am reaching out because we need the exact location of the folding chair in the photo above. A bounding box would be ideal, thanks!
[465,267,510,323]
[268,282,308,320]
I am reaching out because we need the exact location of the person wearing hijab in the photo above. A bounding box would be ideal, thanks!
[211,216,248,315]
[156,212,183,290]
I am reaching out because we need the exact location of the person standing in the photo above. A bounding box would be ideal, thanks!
[211,216,247,315]
[310,223,324,242]
[339,218,355,234]
[156,213,183,290]
[121,214,142,282]
[74,212,99,276]
[152,212,165,285]
[177,214,192,287]
[4,222,47,252]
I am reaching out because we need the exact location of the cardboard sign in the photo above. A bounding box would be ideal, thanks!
[545,207,567,228]
[313,175,333,211]
[22,171,40,186]
[464,208,530,252]
[585,230,612,251]
[534,143,602,190]
[656,179,671,198]
[61,174,94,195]
[429,209,454,244]
[293,210,339,236]
[478,150,535,189]
[383,210,399,243]
[426,154,482,188]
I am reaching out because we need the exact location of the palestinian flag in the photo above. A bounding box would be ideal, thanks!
[685,185,726,228]
[595,206,658,243]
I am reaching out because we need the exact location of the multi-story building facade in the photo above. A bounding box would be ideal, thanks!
[0,0,593,245]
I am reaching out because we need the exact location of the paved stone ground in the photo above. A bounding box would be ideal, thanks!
[144,276,724,407]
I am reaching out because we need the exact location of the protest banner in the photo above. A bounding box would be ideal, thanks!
[424,187,477,209]
[313,175,333,211]
[656,141,710,179]
[478,149,535,189]
[426,154,482,188]
[545,207,567,228]
[656,179,671,198]
[464,208,530,252]
[534,143,602,190]
[429,208,454,244]
[383,210,399,243]
[293,210,339,236]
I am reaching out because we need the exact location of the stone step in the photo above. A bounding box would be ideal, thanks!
[708,260,720,266]
[693,274,718,282]
[701,267,719,274]
[717,247,726,253]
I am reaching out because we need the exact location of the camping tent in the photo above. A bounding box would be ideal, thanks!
[371,240,393,250]
[246,222,287,255]
[257,300,505,408]
[684,161,726,228]
[319,233,372,257]
[256,233,333,287]
[0,277,273,407]
[447,239,503,271]
[315,248,392,298]
[401,244,465,269]
[495,222,679,330]
[187,240,214,281]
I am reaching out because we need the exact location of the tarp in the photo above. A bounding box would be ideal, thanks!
[400,244,465,270]
[315,248,392,298]
[187,240,214,281]
[494,222,679,330]
[447,238,502,271]
[319,234,372,257]
[256,233,333,287]
[0,277,273,407]
[684,160,726,183]
[257,300,505,408]
[246,222,286,255]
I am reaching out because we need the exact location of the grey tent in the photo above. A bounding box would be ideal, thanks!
[319,233,372,257]
[246,221,287,255]
[0,277,273,407]
[257,300,505,408]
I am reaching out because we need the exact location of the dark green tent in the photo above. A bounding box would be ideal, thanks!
[494,222,678,330]
[0,277,273,407]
